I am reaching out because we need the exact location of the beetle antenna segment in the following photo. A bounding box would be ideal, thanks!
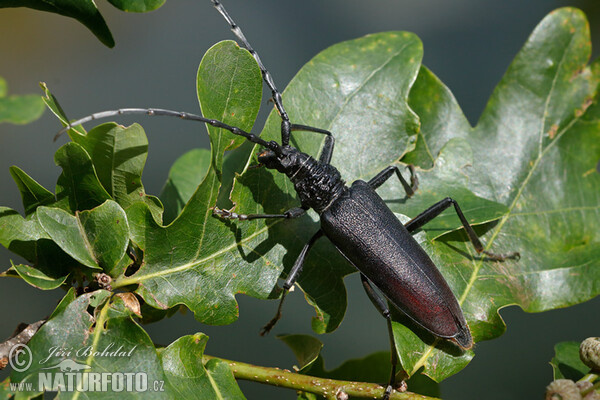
[210,0,293,145]
[53,107,275,149]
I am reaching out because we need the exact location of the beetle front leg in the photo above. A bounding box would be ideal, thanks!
[289,124,335,164]
[260,230,324,336]
[213,206,306,221]
[405,197,520,261]
[360,274,400,400]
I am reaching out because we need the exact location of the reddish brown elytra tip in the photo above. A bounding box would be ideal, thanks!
[453,326,473,350]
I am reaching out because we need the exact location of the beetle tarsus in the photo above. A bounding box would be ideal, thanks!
[259,317,278,336]
[260,290,288,336]
[383,386,392,400]
[213,207,247,220]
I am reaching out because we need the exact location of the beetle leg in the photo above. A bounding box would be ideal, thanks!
[213,206,306,221]
[404,197,520,261]
[290,124,335,164]
[367,165,418,197]
[360,274,399,400]
[260,230,324,336]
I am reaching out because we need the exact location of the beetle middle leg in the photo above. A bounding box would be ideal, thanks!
[360,273,399,400]
[368,164,418,197]
[260,230,324,335]
[405,197,520,261]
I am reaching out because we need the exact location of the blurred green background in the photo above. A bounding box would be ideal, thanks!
[1,0,599,398]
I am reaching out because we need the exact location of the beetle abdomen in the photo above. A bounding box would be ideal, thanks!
[320,180,472,349]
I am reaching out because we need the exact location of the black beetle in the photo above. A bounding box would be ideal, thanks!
[57,1,519,397]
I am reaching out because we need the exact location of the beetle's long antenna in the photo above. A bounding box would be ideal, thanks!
[211,0,292,144]
[54,107,275,150]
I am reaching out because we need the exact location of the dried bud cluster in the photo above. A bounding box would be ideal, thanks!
[580,337,600,372]
[545,379,581,400]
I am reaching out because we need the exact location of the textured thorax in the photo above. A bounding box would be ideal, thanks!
[274,149,346,214]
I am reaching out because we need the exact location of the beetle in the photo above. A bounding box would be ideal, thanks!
[57,1,519,397]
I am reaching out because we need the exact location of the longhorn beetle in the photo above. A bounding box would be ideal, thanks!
[57,1,519,398]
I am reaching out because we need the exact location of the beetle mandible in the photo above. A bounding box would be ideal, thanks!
[57,1,520,398]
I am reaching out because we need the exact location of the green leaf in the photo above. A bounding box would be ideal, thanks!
[40,82,86,137]
[53,142,112,212]
[36,206,100,270]
[12,263,68,290]
[114,40,265,324]
[261,32,422,178]
[0,206,50,261]
[160,148,211,225]
[71,122,164,222]
[197,41,263,154]
[403,66,472,170]
[550,341,589,381]
[0,0,115,47]
[107,0,165,13]
[160,333,246,399]
[0,207,79,286]
[0,76,44,124]
[391,7,600,381]
[9,166,55,217]
[36,200,129,273]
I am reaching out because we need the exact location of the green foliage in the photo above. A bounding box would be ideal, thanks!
[0,6,599,399]
[0,77,44,124]
[550,341,590,381]
[0,0,165,47]
[10,289,242,399]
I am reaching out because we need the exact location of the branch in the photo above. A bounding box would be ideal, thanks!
[0,319,46,370]
[203,355,439,400]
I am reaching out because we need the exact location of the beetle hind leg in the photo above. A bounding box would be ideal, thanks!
[404,197,520,261]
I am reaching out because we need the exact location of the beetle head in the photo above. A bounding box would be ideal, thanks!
[257,145,295,173]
